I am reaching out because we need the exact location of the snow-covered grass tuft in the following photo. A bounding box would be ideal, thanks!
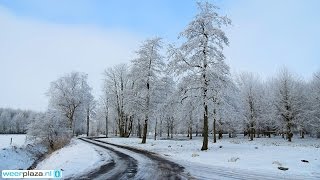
[228,157,240,162]
[272,161,283,166]
[191,153,199,157]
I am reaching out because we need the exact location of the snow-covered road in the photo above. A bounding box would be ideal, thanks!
[76,138,190,180]
[75,137,320,180]
[74,138,138,180]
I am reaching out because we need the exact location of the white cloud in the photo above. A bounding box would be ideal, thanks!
[0,6,142,111]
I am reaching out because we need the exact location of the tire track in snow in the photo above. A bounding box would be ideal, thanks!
[69,138,138,180]
[92,138,190,180]
[80,137,191,180]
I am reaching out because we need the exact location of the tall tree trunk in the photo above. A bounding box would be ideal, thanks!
[86,108,90,137]
[160,119,162,137]
[187,128,190,137]
[137,119,141,138]
[189,107,193,139]
[201,28,209,151]
[124,115,128,136]
[167,124,170,138]
[201,104,209,150]
[287,124,292,142]
[72,117,76,136]
[170,118,173,139]
[105,115,108,138]
[154,119,157,140]
[196,123,198,137]
[142,116,148,143]
[218,130,223,139]
[142,67,150,144]
[250,124,254,141]
[213,108,217,143]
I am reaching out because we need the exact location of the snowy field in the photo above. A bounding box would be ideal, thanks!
[0,134,43,171]
[99,135,320,179]
[36,139,112,179]
[0,134,27,149]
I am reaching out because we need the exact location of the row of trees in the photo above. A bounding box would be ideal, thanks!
[95,2,320,151]
[0,108,38,134]
[96,64,320,148]
[96,2,232,150]
[237,70,320,142]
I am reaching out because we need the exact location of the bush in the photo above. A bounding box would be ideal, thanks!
[27,110,72,151]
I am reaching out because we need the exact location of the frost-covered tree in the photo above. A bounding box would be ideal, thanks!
[209,78,240,141]
[103,64,133,137]
[207,65,231,143]
[82,88,95,137]
[181,93,202,139]
[154,75,176,140]
[0,108,37,134]
[175,74,202,139]
[12,112,24,133]
[47,72,93,136]
[237,72,264,141]
[131,37,164,144]
[168,2,231,150]
[27,110,71,150]
[99,92,110,137]
[0,110,11,133]
[306,71,320,137]
[273,68,306,142]
[218,87,242,138]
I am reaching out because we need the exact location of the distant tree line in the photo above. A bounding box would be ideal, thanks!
[0,108,39,134]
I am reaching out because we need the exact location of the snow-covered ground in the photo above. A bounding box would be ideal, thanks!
[0,134,27,149]
[99,135,320,179]
[0,134,45,170]
[36,139,112,179]
[0,135,112,179]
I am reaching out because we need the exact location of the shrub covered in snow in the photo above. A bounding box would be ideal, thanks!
[27,110,72,151]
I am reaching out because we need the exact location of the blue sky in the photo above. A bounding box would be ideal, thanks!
[0,0,319,111]
[0,0,199,39]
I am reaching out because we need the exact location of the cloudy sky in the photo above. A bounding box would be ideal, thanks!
[1,0,319,111]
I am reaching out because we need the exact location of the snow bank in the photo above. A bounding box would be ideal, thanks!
[99,136,320,178]
[0,146,33,170]
[36,138,111,179]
